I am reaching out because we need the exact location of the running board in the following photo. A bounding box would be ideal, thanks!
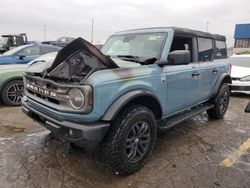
[158,103,214,131]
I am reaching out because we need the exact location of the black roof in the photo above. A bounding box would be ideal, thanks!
[172,27,226,41]
[115,27,226,41]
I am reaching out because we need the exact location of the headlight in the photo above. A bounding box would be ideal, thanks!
[240,75,250,82]
[68,88,85,109]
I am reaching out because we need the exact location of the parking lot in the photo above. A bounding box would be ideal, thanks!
[0,95,249,188]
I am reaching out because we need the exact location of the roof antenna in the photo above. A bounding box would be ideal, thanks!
[206,21,209,32]
[43,24,46,41]
[91,19,94,43]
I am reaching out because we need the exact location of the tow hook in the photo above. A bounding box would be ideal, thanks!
[48,132,59,140]
[63,142,84,155]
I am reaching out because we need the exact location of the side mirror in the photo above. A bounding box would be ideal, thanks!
[245,102,250,113]
[168,50,190,65]
[17,53,26,60]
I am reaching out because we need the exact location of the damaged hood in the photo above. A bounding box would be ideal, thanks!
[26,38,118,79]
[48,37,118,72]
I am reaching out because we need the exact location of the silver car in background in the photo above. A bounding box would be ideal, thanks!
[230,54,250,94]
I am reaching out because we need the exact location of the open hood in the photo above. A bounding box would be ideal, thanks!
[26,37,118,81]
[48,37,119,72]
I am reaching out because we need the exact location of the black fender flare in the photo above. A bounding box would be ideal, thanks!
[101,90,163,121]
[211,73,232,97]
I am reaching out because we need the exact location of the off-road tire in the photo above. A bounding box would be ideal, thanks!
[96,105,157,175]
[1,80,24,106]
[207,83,230,119]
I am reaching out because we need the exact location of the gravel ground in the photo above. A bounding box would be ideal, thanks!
[0,95,249,188]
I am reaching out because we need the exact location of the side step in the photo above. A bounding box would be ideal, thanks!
[158,103,214,131]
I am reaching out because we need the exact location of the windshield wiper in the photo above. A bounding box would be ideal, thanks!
[118,55,158,65]
[112,55,158,65]
[117,55,140,63]
[140,57,158,65]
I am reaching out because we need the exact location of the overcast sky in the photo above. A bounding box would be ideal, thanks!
[0,0,249,46]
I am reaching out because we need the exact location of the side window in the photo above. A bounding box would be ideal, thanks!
[170,35,194,62]
[41,47,58,55]
[215,40,227,59]
[20,46,40,56]
[198,37,213,62]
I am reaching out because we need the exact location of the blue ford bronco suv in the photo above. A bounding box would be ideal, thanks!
[22,27,231,175]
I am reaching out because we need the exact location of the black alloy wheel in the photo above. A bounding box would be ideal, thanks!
[207,83,230,119]
[96,105,157,175]
[125,121,151,162]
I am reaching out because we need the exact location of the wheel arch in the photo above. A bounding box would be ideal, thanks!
[101,90,163,121]
[211,73,232,98]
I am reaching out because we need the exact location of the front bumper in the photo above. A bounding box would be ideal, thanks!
[22,96,110,149]
[231,81,250,94]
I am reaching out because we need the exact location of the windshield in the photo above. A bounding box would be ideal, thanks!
[101,33,166,59]
[0,37,8,46]
[2,45,26,55]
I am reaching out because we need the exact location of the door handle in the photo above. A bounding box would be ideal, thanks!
[192,72,200,78]
[213,68,220,73]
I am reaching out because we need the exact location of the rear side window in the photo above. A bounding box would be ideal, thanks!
[198,37,213,62]
[215,40,227,59]
[41,46,59,55]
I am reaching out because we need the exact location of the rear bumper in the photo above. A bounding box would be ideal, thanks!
[231,81,250,94]
[22,96,110,149]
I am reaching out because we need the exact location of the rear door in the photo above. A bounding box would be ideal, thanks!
[212,40,228,85]
[197,37,215,100]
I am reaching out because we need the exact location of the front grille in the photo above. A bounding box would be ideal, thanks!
[23,74,93,114]
[231,85,250,91]
[27,89,60,105]
[24,75,68,105]
[231,77,240,81]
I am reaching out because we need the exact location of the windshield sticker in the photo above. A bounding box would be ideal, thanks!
[148,36,163,41]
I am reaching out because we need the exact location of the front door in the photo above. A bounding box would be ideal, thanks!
[164,63,200,115]
[164,35,201,115]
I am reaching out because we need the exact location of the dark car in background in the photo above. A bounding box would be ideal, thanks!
[0,33,28,53]
[0,44,61,65]
[42,37,75,47]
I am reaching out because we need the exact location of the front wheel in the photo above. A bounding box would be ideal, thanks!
[207,83,230,119]
[96,105,157,175]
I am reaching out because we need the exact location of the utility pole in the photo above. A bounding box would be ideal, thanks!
[206,21,209,32]
[91,19,94,43]
[43,24,46,41]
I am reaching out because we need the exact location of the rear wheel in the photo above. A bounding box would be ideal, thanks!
[1,80,24,106]
[96,105,157,175]
[207,83,230,119]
